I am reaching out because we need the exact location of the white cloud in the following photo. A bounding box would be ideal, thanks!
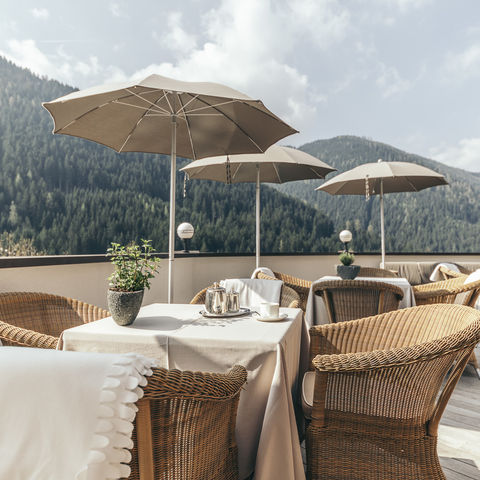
[157,12,197,55]
[127,0,351,141]
[0,38,122,87]
[109,1,126,18]
[372,0,432,13]
[376,63,412,98]
[30,8,49,20]
[445,43,480,81]
[430,138,480,172]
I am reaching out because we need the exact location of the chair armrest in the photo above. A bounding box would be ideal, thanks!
[0,321,59,349]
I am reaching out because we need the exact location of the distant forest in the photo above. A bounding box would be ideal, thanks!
[1,56,479,256]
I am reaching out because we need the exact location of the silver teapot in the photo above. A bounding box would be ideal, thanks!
[205,282,228,314]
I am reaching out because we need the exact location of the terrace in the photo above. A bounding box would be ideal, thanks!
[1,251,479,479]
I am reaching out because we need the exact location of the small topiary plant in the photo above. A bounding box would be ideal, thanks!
[339,251,355,266]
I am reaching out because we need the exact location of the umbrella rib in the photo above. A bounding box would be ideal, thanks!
[184,100,239,114]
[118,95,166,152]
[114,100,169,114]
[231,163,242,181]
[308,166,329,178]
[123,89,170,114]
[175,94,199,115]
[404,176,420,191]
[185,94,263,153]
[272,163,282,183]
[176,93,197,160]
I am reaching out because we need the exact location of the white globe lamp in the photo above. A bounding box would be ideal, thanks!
[339,229,352,251]
[177,222,194,252]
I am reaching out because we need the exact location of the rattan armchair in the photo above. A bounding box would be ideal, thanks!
[253,270,311,311]
[128,365,247,480]
[190,281,301,309]
[413,275,480,307]
[306,304,480,480]
[357,266,398,278]
[312,279,404,324]
[437,265,468,280]
[0,292,109,349]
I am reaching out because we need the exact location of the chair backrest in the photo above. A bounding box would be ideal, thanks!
[358,266,398,278]
[255,270,310,311]
[129,365,247,480]
[0,292,109,346]
[413,275,480,307]
[312,280,404,324]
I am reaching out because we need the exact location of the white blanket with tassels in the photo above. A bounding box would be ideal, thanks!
[0,347,155,480]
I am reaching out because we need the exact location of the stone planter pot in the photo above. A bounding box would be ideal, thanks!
[336,264,361,280]
[107,289,144,326]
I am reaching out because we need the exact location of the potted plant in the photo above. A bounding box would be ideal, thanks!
[107,239,161,326]
[336,230,360,280]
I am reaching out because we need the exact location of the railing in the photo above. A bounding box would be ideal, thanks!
[2,252,480,309]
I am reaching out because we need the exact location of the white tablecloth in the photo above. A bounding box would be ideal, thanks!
[61,303,305,480]
[305,276,415,328]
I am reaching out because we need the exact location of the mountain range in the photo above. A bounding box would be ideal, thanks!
[1,55,479,255]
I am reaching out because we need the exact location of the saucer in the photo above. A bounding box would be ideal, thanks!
[253,312,288,322]
[199,307,250,318]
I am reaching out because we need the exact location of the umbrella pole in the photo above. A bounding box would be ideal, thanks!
[168,114,177,304]
[380,179,385,269]
[256,164,260,269]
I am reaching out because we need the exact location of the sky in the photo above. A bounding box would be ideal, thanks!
[1,0,480,172]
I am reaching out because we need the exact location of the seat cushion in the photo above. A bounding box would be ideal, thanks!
[301,370,315,419]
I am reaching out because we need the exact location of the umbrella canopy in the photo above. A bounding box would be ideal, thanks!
[181,145,336,267]
[43,74,297,302]
[316,160,448,266]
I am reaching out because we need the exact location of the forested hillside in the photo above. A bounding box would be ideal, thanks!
[276,136,480,253]
[0,57,334,254]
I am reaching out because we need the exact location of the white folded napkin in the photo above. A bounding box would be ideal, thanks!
[459,269,480,309]
[250,267,276,279]
[221,278,283,309]
[0,347,156,480]
[429,263,460,282]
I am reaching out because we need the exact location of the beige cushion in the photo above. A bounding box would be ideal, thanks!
[301,370,315,419]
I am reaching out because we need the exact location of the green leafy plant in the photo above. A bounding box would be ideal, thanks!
[107,240,161,292]
[339,251,355,266]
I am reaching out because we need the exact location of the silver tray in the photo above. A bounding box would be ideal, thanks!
[199,307,251,318]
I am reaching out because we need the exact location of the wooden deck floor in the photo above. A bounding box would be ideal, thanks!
[438,346,480,480]
[301,345,480,479]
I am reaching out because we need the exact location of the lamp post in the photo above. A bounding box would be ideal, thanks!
[339,229,352,253]
[177,222,195,253]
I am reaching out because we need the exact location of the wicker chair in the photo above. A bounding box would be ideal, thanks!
[438,265,468,280]
[128,365,247,480]
[0,292,109,349]
[190,281,301,309]
[413,275,480,307]
[312,280,404,324]
[306,304,480,480]
[358,266,398,278]
[253,270,311,311]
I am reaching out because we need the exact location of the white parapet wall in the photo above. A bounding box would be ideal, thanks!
[1,253,480,310]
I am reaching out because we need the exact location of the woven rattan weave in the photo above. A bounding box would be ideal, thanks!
[306,304,480,480]
[127,365,247,480]
[413,275,480,307]
[254,271,311,311]
[0,291,109,348]
[312,280,404,324]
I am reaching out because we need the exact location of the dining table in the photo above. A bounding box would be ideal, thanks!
[60,303,307,480]
[305,275,416,328]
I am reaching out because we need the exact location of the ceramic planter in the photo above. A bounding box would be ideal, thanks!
[107,289,144,326]
[336,264,361,280]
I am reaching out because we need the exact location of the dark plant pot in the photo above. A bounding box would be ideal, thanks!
[336,264,361,280]
[107,289,144,326]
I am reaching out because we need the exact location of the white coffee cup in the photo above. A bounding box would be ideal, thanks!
[259,302,279,318]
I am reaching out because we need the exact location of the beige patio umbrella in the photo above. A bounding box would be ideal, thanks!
[181,145,336,268]
[42,74,297,302]
[316,159,448,267]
